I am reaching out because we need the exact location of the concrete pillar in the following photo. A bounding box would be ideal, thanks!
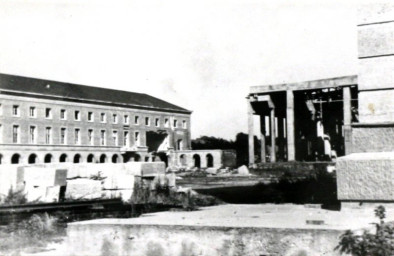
[247,99,255,165]
[343,86,352,155]
[260,115,266,163]
[286,90,295,161]
[270,108,276,163]
[277,116,284,161]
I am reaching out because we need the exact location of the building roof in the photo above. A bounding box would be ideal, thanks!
[249,75,358,94]
[0,73,191,114]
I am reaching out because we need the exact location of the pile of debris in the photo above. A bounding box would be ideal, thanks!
[165,165,252,177]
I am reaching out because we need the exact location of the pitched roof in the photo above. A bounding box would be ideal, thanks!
[0,73,191,114]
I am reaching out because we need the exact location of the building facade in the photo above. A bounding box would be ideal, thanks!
[0,73,192,165]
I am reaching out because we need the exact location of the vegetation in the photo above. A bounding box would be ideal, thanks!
[0,213,64,254]
[2,187,27,205]
[130,179,221,211]
[336,206,394,256]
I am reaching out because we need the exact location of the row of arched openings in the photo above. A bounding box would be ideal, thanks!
[179,153,214,168]
[6,153,126,164]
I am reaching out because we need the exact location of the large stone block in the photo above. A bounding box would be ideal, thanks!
[358,90,394,123]
[358,4,394,25]
[358,57,394,90]
[358,23,394,58]
[352,126,394,153]
[337,152,394,201]
[65,179,102,200]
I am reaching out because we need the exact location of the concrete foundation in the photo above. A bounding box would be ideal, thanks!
[66,204,394,256]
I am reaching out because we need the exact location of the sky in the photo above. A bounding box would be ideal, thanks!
[0,0,370,140]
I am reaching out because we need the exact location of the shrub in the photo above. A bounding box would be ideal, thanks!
[2,187,27,205]
[335,206,394,256]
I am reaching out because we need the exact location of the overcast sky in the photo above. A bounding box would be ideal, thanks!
[0,0,371,139]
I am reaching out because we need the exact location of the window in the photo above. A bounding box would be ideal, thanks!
[60,109,66,120]
[124,115,129,124]
[182,120,187,129]
[173,119,178,128]
[123,131,129,147]
[12,105,19,116]
[74,110,80,121]
[100,113,106,123]
[60,128,67,144]
[155,118,160,127]
[134,116,139,125]
[145,117,150,126]
[100,130,106,146]
[45,127,52,144]
[45,108,52,119]
[112,130,118,146]
[29,107,36,117]
[75,128,80,145]
[112,114,118,124]
[12,125,19,143]
[88,112,94,122]
[134,131,140,146]
[88,129,94,145]
[29,126,36,144]
[164,118,169,127]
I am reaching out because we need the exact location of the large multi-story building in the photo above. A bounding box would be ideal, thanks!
[0,73,192,165]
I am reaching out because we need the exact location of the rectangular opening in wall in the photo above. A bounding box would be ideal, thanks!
[134,131,140,146]
[100,113,106,123]
[29,126,36,144]
[113,114,118,124]
[135,116,139,125]
[173,119,178,128]
[124,131,129,147]
[12,125,19,143]
[112,130,118,146]
[88,112,94,122]
[164,118,169,127]
[75,128,80,145]
[45,127,52,144]
[45,108,52,119]
[155,118,160,127]
[88,129,94,145]
[100,130,106,146]
[12,105,19,116]
[74,110,80,121]
[146,131,168,152]
[124,115,129,124]
[60,109,66,120]
[145,117,150,126]
[182,120,187,128]
[60,128,67,144]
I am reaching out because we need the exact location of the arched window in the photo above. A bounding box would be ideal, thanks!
[28,154,37,164]
[99,154,107,163]
[59,154,68,163]
[44,154,53,163]
[112,154,119,163]
[134,154,141,162]
[180,154,187,166]
[193,154,201,168]
[11,154,21,164]
[206,154,214,168]
[87,154,95,163]
[73,154,81,163]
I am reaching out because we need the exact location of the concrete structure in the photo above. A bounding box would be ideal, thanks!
[66,204,394,256]
[0,73,192,165]
[247,76,358,164]
[336,4,394,205]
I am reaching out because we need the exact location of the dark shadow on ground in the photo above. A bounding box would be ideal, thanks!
[195,170,340,210]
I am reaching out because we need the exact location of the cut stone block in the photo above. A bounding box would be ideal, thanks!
[66,179,103,200]
[336,152,394,201]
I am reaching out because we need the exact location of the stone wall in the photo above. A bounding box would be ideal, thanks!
[169,150,237,169]
[67,223,343,256]
[351,125,394,153]
[336,152,394,201]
